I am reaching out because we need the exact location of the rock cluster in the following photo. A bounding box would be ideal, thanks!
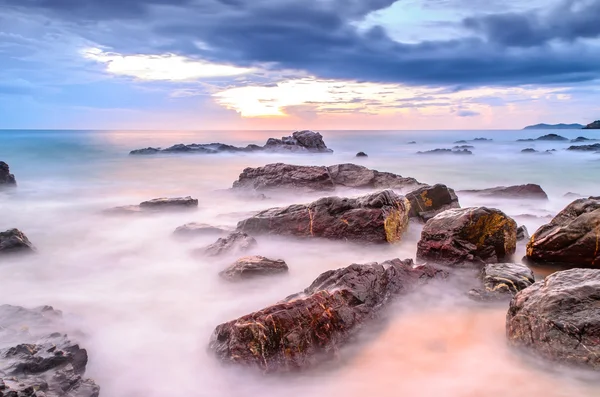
[417,148,473,155]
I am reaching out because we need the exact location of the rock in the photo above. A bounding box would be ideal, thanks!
[219,256,289,281]
[416,207,517,266]
[454,140,468,144]
[173,223,229,237]
[0,162,16,186]
[237,190,410,244]
[571,136,599,143]
[469,263,535,301]
[517,225,530,241]
[407,141,417,144]
[523,123,584,130]
[582,120,600,129]
[564,192,584,198]
[521,148,538,153]
[208,258,447,372]
[130,130,333,155]
[355,152,368,157]
[405,184,460,222]
[417,148,473,155]
[0,229,35,256]
[506,268,600,370]
[526,197,600,268]
[200,232,257,257]
[517,134,569,142]
[453,145,475,149]
[567,143,600,152]
[473,138,492,141]
[0,305,100,397]
[458,184,548,200]
[231,163,424,193]
[105,196,199,215]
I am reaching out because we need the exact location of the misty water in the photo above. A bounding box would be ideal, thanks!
[1,129,599,396]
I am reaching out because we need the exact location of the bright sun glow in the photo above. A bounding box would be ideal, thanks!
[82,48,254,81]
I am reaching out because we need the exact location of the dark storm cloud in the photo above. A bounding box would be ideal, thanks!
[1,0,600,86]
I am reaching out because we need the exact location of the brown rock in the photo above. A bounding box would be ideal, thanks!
[0,229,35,256]
[209,258,447,372]
[237,190,411,244]
[459,184,548,200]
[405,184,460,222]
[219,256,288,281]
[200,232,257,257]
[105,196,199,215]
[416,207,517,266]
[506,268,600,370]
[526,197,600,268]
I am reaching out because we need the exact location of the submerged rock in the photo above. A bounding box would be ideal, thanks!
[517,225,530,242]
[458,184,548,200]
[571,136,599,143]
[469,263,534,301]
[0,305,100,397]
[231,163,424,193]
[521,148,538,153]
[416,207,517,266]
[454,140,468,144]
[407,141,417,144]
[506,268,600,370]
[473,138,492,141]
[0,161,16,186]
[237,190,411,244]
[173,223,229,237]
[209,259,447,373]
[130,130,333,155]
[355,152,368,157]
[454,145,475,149]
[567,143,600,152]
[105,196,199,215]
[0,229,35,255]
[517,134,569,142]
[526,197,600,268]
[405,184,460,222]
[201,232,257,257]
[219,256,288,281]
[417,148,473,155]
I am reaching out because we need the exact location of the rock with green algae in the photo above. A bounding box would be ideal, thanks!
[236,190,411,244]
[208,259,447,372]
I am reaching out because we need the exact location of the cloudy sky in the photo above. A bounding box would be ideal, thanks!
[1,0,599,130]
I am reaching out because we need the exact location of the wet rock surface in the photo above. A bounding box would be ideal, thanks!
[200,232,257,257]
[405,184,460,222]
[0,229,34,256]
[526,197,600,268]
[506,268,600,370]
[469,263,534,301]
[232,163,424,193]
[209,259,447,372]
[130,130,333,155]
[0,305,99,397]
[173,223,229,237]
[458,184,548,200]
[105,196,198,215]
[416,207,517,266]
[219,256,288,281]
[0,162,16,186]
[237,190,411,244]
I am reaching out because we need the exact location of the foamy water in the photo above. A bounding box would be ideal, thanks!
[1,129,599,396]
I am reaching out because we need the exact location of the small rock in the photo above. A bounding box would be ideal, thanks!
[517,134,569,142]
[469,263,534,301]
[105,196,198,215]
[0,161,16,186]
[173,223,228,237]
[355,152,368,157]
[458,184,548,200]
[0,229,35,256]
[521,148,538,153]
[454,140,468,144]
[407,141,417,144]
[405,184,460,222]
[517,225,530,241]
[200,232,257,257]
[219,256,289,281]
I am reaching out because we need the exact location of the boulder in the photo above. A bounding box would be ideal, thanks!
[517,134,568,142]
[0,229,35,255]
[237,190,411,244]
[105,196,198,215]
[173,223,229,237]
[219,256,289,281]
[356,152,368,157]
[517,225,530,241]
[416,207,517,266]
[405,184,460,222]
[0,161,16,186]
[567,143,600,152]
[0,305,100,397]
[506,268,600,370]
[200,232,257,257]
[526,197,600,267]
[458,184,548,200]
[583,120,600,129]
[468,263,534,301]
[208,259,447,372]
[231,163,424,193]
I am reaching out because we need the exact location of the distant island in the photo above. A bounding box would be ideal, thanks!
[523,123,584,130]
[583,120,600,129]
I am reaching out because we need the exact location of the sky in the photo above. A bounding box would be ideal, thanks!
[0,0,599,130]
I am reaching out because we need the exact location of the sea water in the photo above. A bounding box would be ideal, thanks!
[0,129,599,396]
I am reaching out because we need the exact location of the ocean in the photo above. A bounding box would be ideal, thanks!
[1,129,599,396]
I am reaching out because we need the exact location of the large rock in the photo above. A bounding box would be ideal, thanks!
[469,263,535,301]
[0,305,100,397]
[583,120,600,129]
[506,269,600,370]
[219,256,288,281]
[200,232,257,257]
[458,184,548,200]
[405,184,460,222]
[0,229,35,256]
[526,197,600,267]
[0,161,16,186]
[105,196,198,215]
[209,259,447,372]
[567,143,600,152]
[416,207,517,266]
[130,130,333,155]
[237,190,411,244]
[232,163,424,193]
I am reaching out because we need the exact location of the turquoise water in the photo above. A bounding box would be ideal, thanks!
[1,129,599,396]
